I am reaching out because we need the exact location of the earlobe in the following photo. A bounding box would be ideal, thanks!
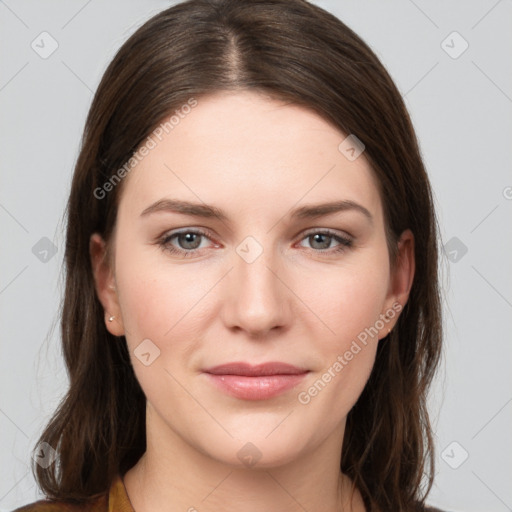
[89,233,125,336]
[378,229,415,338]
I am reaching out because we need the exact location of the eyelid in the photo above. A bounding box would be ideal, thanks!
[158,227,218,247]
[158,226,352,244]
[295,228,354,251]
[299,227,353,240]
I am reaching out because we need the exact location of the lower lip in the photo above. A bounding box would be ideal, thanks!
[204,373,308,400]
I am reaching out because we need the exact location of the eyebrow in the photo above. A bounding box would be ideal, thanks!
[140,198,373,223]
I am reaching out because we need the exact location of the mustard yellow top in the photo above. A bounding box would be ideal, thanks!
[13,475,448,512]
[12,475,134,512]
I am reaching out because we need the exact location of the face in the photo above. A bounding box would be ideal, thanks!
[91,90,414,469]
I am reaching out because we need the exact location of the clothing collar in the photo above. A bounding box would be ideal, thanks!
[108,475,135,512]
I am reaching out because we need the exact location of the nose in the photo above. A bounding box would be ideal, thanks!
[221,244,291,338]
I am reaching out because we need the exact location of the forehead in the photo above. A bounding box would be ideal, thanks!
[119,90,383,224]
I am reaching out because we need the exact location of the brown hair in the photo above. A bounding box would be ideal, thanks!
[33,1,442,510]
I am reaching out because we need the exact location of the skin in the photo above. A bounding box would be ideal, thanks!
[90,90,414,512]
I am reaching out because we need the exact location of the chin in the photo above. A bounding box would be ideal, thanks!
[217,441,305,470]
[190,421,313,470]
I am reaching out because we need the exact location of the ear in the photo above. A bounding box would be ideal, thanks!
[378,229,415,339]
[89,233,125,336]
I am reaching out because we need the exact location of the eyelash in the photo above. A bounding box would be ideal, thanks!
[157,228,353,258]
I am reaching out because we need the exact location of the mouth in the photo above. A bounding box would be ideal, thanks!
[202,362,310,400]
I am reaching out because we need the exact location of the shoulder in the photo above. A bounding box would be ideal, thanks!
[11,494,107,512]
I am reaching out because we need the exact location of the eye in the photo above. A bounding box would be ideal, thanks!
[157,228,353,258]
[298,229,353,254]
[158,228,215,257]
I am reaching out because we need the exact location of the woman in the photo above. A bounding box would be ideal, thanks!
[15,0,445,510]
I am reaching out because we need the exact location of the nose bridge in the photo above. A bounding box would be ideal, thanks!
[225,235,288,335]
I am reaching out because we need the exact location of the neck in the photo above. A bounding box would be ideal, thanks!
[123,405,365,512]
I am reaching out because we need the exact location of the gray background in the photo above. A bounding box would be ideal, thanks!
[1,1,511,511]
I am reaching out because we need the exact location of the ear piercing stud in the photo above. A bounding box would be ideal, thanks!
[108,315,115,322]
[384,312,392,335]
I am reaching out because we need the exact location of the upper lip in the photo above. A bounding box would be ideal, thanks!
[203,362,309,376]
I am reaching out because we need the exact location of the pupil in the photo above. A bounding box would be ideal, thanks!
[312,233,330,249]
[181,233,199,249]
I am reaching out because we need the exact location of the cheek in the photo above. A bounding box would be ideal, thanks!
[113,248,213,405]
[115,234,390,351]
[298,259,390,345]
[116,257,212,344]
[292,256,389,410]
